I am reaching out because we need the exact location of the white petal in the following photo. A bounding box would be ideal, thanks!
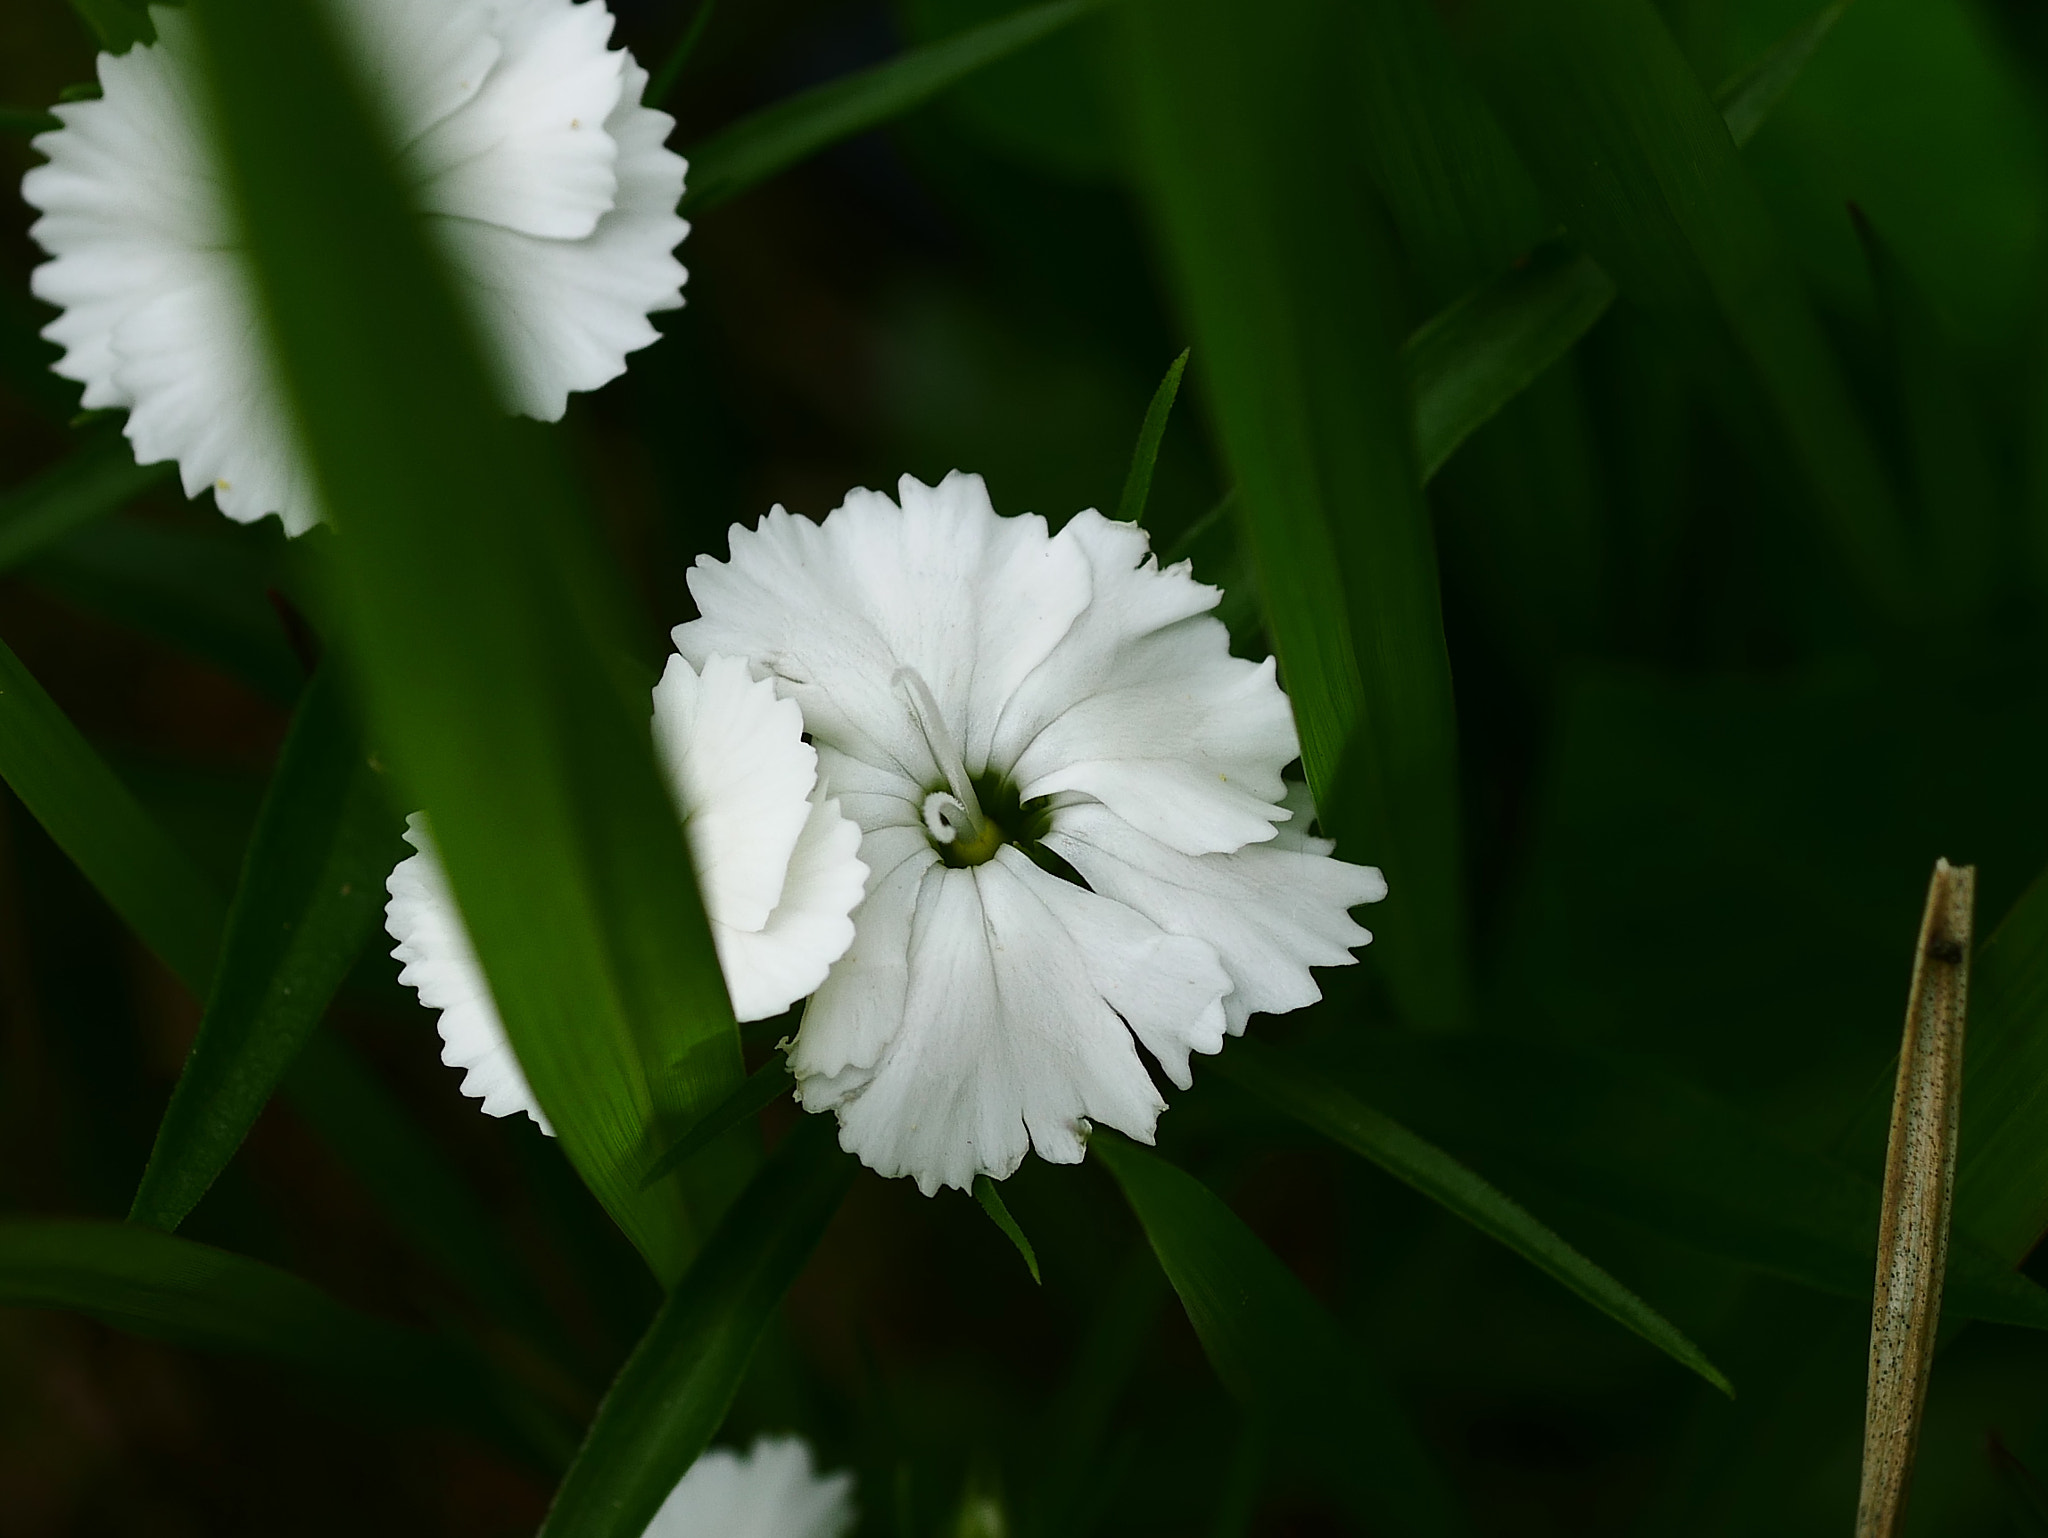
[1002,511,1299,856]
[715,791,870,1023]
[655,654,818,934]
[1043,801,1386,1034]
[434,58,687,419]
[645,1435,856,1538]
[404,0,624,239]
[325,0,503,150]
[809,849,1171,1196]
[384,816,552,1133]
[675,473,1094,787]
[789,825,936,1086]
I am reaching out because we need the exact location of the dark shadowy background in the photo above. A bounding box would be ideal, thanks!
[6,0,2048,1533]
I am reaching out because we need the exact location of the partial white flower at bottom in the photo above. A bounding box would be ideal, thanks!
[383,654,867,1133]
[21,0,689,534]
[676,471,1388,1195]
[644,1436,854,1538]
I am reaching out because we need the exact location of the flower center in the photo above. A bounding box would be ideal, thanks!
[894,668,1049,869]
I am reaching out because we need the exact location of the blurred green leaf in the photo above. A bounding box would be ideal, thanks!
[67,0,154,52]
[189,0,742,1281]
[973,1174,1041,1285]
[0,438,170,572]
[0,634,224,991]
[130,666,401,1232]
[1442,0,1914,620]
[537,1119,854,1538]
[1094,1134,1466,1536]
[1341,1032,2048,1330]
[1124,0,1471,1031]
[1992,1435,2048,1535]
[26,516,303,703]
[639,1055,793,1190]
[1,106,63,135]
[1714,0,1850,148]
[683,0,1100,214]
[1218,1040,1733,1394]
[1114,348,1187,527]
[0,1217,566,1463]
[647,0,715,110]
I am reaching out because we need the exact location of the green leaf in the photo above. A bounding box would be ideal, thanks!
[0,634,225,992]
[130,665,403,1232]
[683,0,1100,214]
[1216,1040,1733,1396]
[67,0,154,52]
[647,0,715,111]
[1441,0,1915,620]
[1114,348,1187,527]
[972,1174,1041,1285]
[0,1217,567,1464]
[1,105,63,135]
[188,0,743,1281]
[1339,1032,2048,1331]
[1992,1435,2048,1536]
[1093,1134,1466,1536]
[537,1119,854,1538]
[1712,0,1851,148]
[1123,0,1471,1031]
[638,1055,795,1191]
[0,437,171,572]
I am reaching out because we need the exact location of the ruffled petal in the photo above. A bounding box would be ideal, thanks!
[1042,802,1385,1034]
[808,849,1172,1195]
[645,1436,856,1538]
[675,472,1094,786]
[789,824,935,1086]
[327,0,502,151]
[716,790,869,1023]
[384,816,551,1132]
[404,0,624,239]
[1002,511,1299,856]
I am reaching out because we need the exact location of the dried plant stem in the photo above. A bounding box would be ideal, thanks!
[1855,858,1976,1538]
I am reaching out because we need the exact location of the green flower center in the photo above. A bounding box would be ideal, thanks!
[922,771,1053,868]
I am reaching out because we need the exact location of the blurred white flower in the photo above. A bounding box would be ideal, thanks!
[20,0,688,535]
[383,654,868,1133]
[676,471,1387,1195]
[645,1436,855,1538]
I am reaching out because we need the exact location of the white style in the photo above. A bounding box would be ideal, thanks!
[677,471,1388,1195]
[21,0,688,534]
[384,655,868,1134]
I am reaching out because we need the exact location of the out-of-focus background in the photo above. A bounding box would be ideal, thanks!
[7,0,2048,1532]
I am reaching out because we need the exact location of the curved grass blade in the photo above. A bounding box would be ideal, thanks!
[683,0,1099,214]
[0,437,171,572]
[130,665,403,1232]
[1218,1040,1731,1395]
[190,0,743,1281]
[0,1217,568,1464]
[1115,349,1188,527]
[538,1118,854,1538]
[1441,0,1914,620]
[1124,0,1470,1032]
[973,1174,1041,1285]
[639,1055,794,1191]
[0,634,225,992]
[1094,1134,1466,1536]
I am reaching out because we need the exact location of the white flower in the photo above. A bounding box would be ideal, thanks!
[644,1436,855,1538]
[20,0,688,535]
[383,654,868,1133]
[675,471,1388,1195]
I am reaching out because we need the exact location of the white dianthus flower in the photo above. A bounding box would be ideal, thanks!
[20,0,688,535]
[383,654,868,1134]
[645,1436,855,1538]
[676,471,1387,1195]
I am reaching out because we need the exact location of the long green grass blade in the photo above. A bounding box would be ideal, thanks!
[1124,0,1470,1031]
[0,634,224,991]
[1714,0,1851,148]
[130,666,402,1232]
[1441,0,1913,620]
[0,1217,565,1462]
[537,1119,854,1538]
[188,0,742,1281]
[638,1056,793,1191]
[1218,1041,1732,1395]
[1114,348,1187,527]
[648,0,716,110]
[1345,1032,2048,1329]
[0,438,171,572]
[1094,1134,1465,1536]
[683,0,1099,214]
